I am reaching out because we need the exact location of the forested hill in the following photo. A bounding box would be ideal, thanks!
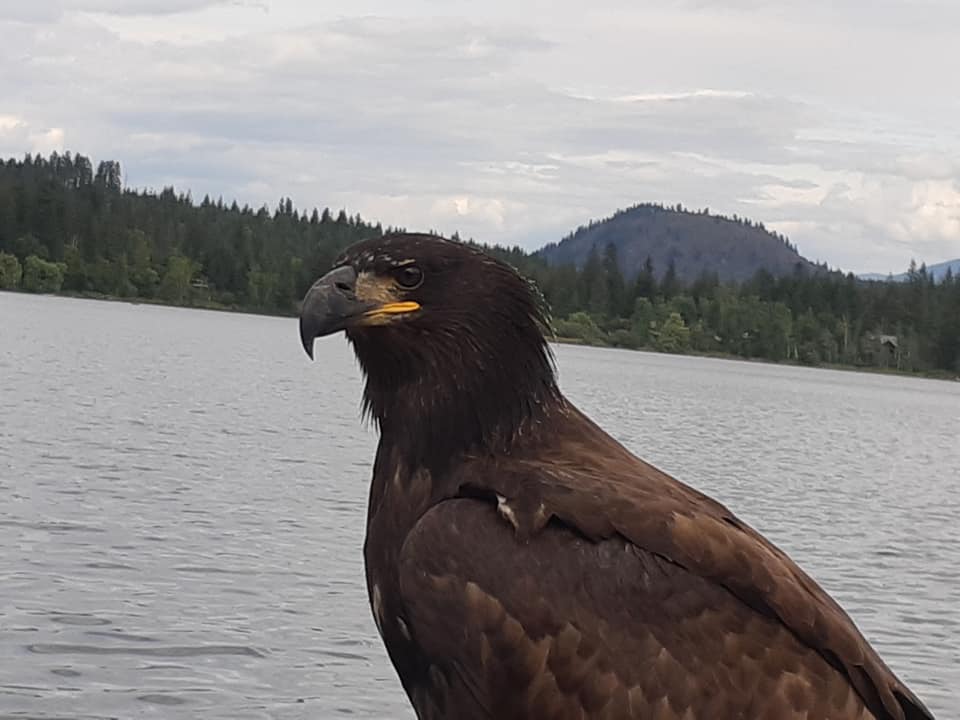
[539,203,820,283]
[0,152,389,310]
[1,152,958,375]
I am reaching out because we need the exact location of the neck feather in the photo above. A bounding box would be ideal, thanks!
[349,327,561,469]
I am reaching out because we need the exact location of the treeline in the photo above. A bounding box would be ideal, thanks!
[481,243,960,373]
[1,152,958,374]
[0,152,390,309]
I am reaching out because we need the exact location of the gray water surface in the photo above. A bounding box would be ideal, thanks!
[1,292,957,718]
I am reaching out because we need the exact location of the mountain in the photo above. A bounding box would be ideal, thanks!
[859,258,960,283]
[538,203,819,284]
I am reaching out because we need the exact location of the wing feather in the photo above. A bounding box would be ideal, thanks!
[398,497,877,720]
[441,406,933,720]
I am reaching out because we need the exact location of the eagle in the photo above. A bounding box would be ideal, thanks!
[299,232,933,720]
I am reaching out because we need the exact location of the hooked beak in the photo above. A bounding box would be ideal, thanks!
[299,265,371,359]
[298,265,421,359]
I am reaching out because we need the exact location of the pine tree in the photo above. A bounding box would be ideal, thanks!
[2,151,957,374]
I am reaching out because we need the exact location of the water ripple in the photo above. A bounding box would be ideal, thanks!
[27,644,266,658]
[0,294,954,718]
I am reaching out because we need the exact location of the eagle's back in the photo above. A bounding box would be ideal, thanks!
[397,499,876,719]
[386,403,932,720]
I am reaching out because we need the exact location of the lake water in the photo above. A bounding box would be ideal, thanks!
[1,291,957,719]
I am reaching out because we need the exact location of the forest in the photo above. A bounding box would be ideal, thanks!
[1,152,958,375]
[539,201,817,284]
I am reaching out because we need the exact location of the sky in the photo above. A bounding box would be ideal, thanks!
[1,1,958,274]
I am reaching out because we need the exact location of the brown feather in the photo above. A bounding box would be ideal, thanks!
[440,403,930,720]
[398,499,875,719]
[300,233,934,720]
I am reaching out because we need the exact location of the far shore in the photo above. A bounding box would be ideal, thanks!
[4,288,957,383]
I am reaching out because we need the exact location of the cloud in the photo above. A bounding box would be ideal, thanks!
[0,4,957,274]
[0,115,65,156]
[81,1,234,15]
[0,4,63,22]
[29,127,65,155]
[735,173,960,272]
[0,115,27,134]
[0,0,232,23]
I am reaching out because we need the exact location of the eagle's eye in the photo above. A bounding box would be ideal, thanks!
[395,265,424,290]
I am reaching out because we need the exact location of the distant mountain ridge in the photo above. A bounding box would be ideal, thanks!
[859,258,960,283]
[537,203,820,284]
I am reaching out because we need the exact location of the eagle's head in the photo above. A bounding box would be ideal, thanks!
[299,233,560,463]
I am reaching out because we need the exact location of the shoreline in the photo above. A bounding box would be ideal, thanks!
[550,337,959,382]
[4,288,957,382]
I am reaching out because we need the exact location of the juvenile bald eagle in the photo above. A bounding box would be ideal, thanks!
[299,233,933,720]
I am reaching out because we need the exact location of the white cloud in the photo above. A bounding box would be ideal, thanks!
[610,90,755,103]
[0,115,27,134]
[29,127,65,154]
[906,181,960,244]
[79,0,232,15]
[0,2,958,273]
[0,0,232,23]
[0,114,65,156]
[0,3,63,23]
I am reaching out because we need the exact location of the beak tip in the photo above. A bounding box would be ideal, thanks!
[299,317,316,360]
[298,265,359,358]
[301,335,316,361]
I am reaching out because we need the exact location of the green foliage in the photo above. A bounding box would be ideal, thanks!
[0,251,22,289]
[0,152,387,312]
[12,234,47,260]
[1,151,958,375]
[631,297,656,344]
[159,255,199,304]
[655,312,691,353]
[246,266,278,308]
[553,312,606,345]
[632,256,657,300]
[542,263,960,373]
[62,246,88,291]
[540,202,813,285]
[607,328,642,349]
[602,243,627,317]
[22,255,66,293]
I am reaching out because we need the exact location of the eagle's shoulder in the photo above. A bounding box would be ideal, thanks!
[437,406,932,720]
[398,497,881,719]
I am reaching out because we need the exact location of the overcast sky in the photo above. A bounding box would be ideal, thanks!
[1,1,958,273]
